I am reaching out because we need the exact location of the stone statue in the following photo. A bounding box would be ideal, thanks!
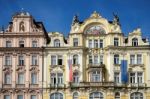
[113,13,120,26]
[72,15,79,26]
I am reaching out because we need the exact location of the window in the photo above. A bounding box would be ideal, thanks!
[89,55,92,64]
[31,95,36,99]
[114,72,120,83]
[130,72,143,84]
[73,55,78,65]
[93,55,98,64]
[54,39,60,47]
[99,39,103,48]
[89,92,103,99]
[100,55,103,64]
[89,39,92,48]
[31,73,37,84]
[114,54,119,64]
[73,38,78,47]
[94,39,98,48]
[51,73,63,85]
[132,38,138,46]
[130,92,143,99]
[137,54,142,64]
[73,72,79,83]
[32,41,37,47]
[115,92,120,99]
[19,55,24,66]
[17,95,23,99]
[4,73,11,84]
[130,55,135,64]
[5,56,12,66]
[6,41,11,47]
[51,56,56,65]
[32,55,38,65]
[91,71,101,82]
[50,92,63,99]
[19,41,24,47]
[114,38,119,46]
[18,73,24,84]
[58,56,62,65]
[4,95,10,99]
[73,92,79,99]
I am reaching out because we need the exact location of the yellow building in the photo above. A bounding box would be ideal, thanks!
[43,11,150,99]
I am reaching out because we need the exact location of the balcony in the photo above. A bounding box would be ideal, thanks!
[129,83,146,88]
[49,84,66,89]
[16,84,25,88]
[29,84,39,88]
[50,65,64,69]
[129,64,144,67]
[70,82,114,88]
[3,84,12,88]
[87,64,105,72]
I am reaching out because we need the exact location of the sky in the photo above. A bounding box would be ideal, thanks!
[0,0,150,38]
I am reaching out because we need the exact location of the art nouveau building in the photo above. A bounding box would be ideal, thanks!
[43,11,150,99]
[0,11,49,99]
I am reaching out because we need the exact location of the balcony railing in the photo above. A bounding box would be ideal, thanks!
[16,84,25,88]
[29,84,39,88]
[129,83,146,87]
[50,65,64,68]
[49,84,66,89]
[70,82,114,88]
[88,63,105,68]
[3,84,12,88]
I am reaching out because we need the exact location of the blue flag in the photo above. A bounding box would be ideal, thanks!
[121,60,128,83]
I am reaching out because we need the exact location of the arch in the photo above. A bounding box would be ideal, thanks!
[50,92,63,99]
[130,92,143,99]
[132,38,138,46]
[89,92,103,99]
[54,39,60,47]
[73,92,79,99]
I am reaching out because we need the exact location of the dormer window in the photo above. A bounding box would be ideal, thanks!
[132,38,138,46]
[6,41,11,47]
[54,39,60,47]
[73,38,78,47]
[19,41,24,47]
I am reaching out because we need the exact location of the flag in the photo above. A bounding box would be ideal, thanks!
[68,59,73,82]
[121,60,128,83]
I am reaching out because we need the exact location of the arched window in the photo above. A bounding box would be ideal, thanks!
[73,72,79,83]
[73,55,78,65]
[19,21,25,32]
[50,92,63,99]
[132,38,138,46]
[54,39,60,47]
[73,92,79,99]
[89,92,103,99]
[130,92,143,99]
[115,92,120,99]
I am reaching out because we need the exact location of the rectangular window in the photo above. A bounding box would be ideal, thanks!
[94,40,98,48]
[18,73,24,84]
[4,95,10,99]
[5,73,11,84]
[58,73,63,84]
[5,56,12,66]
[6,41,11,47]
[99,39,103,48]
[19,55,24,66]
[89,55,92,64]
[31,73,37,84]
[100,55,103,64]
[19,41,24,47]
[91,71,100,82]
[137,54,142,64]
[114,72,120,83]
[114,55,119,64]
[51,73,56,84]
[32,41,37,47]
[137,72,143,83]
[50,73,63,85]
[31,95,36,99]
[89,39,92,48]
[94,55,98,64]
[17,95,23,99]
[130,73,136,83]
[51,55,56,65]
[58,55,63,65]
[73,38,78,47]
[114,38,119,46]
[32,55,38,65]
[130,55,135,64]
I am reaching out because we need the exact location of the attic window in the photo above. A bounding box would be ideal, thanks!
[132,38,138,46]
[19,21,25,32]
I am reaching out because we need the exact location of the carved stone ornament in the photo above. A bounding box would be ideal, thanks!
[90,11,101,18]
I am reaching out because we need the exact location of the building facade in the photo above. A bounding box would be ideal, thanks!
[0,11,49,99]
[0,11,150,99]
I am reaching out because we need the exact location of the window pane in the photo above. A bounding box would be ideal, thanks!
[18,73,24,84]
[4,95,10,99]
[17,95,23,99]
[51,56,56,65]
